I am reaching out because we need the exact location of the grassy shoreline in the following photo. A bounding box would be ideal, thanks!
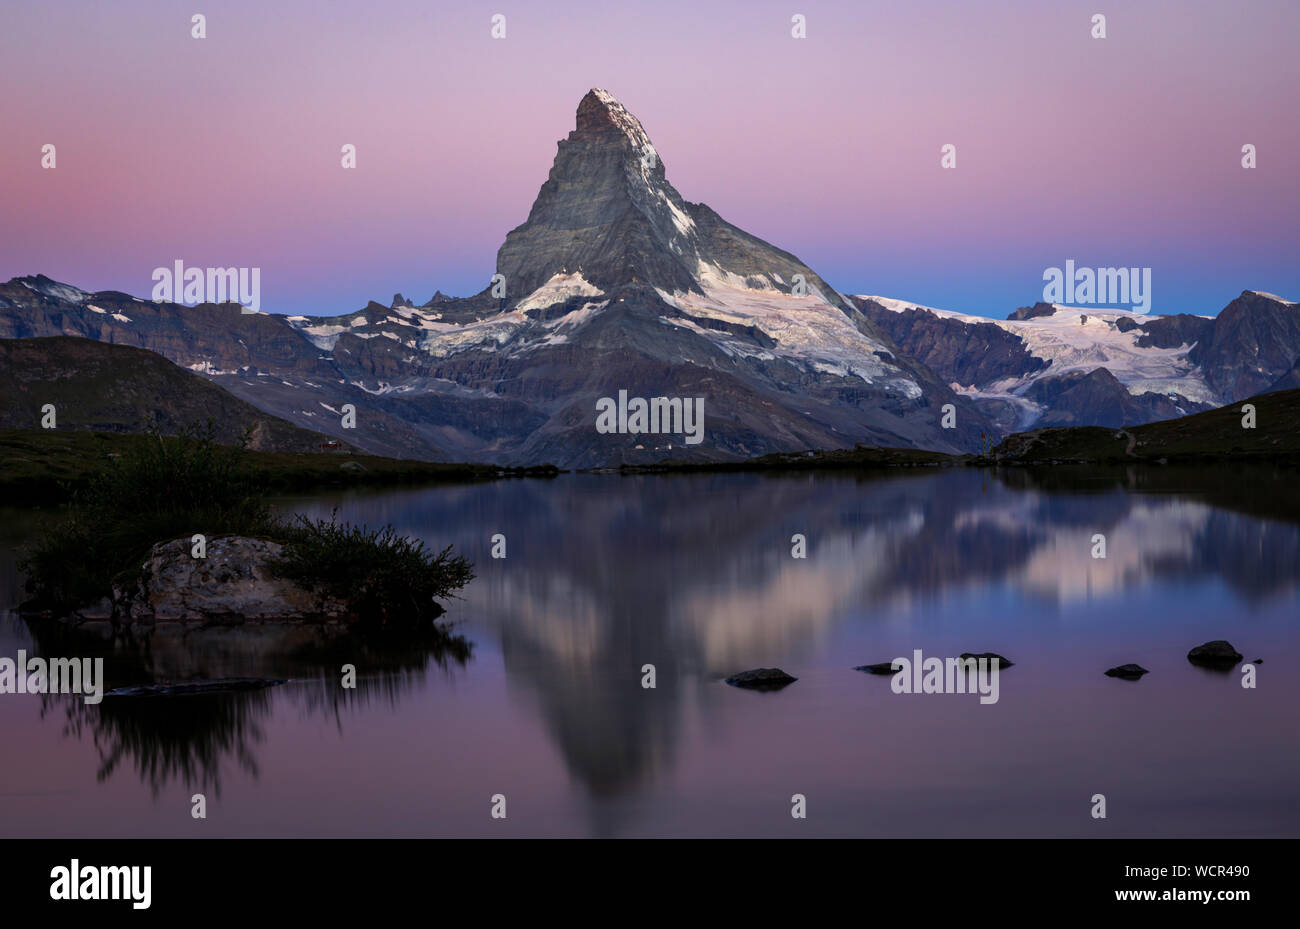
[17,426,478,623]
[0,429,559,505]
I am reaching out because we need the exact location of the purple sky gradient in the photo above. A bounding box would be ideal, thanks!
[2,0,1296,318]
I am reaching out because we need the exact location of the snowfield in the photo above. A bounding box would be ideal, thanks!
[516,271,604,311]
[655,267,924,395]
[858,295,1217,404]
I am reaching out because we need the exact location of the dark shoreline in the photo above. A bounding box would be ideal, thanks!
[5,384,1297,505]
[614,386,1300,474]
[0,428,560,506]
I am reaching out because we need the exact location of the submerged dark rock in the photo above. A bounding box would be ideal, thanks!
[1187,640,1244,668]
[105,678,287,697]
[1104,664,1149,680]
[854,661,902,675]
[959,652,1013,669]
[724,668,797,690]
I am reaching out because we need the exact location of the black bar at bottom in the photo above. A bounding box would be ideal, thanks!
[0,838,1282,916]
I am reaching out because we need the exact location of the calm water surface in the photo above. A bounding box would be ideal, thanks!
[2,467,1298,837]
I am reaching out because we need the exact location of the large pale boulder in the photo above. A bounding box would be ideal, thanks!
[114,536,349,625]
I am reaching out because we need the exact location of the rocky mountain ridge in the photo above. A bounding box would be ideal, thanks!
[2,91,1295,461]
[853,291,1300,431]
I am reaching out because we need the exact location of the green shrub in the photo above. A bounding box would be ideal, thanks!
[20,509,105,611]
[271,510,474,625]
[86,421,262,517]
[22,422,273,611]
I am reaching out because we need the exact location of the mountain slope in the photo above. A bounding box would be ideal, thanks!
[0,281,454,460]
[1266,357,1300,393]
[0,336,350,451]
[1189,291,1300,398]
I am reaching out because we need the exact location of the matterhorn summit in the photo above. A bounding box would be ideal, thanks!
[497,89,852,314]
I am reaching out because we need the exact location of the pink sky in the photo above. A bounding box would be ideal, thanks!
[1,0,1296,317]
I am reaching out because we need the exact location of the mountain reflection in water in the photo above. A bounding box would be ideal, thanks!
[2,464,1297,837]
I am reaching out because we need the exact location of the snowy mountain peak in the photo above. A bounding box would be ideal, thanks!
[15,274,90,305]
[571,89,693,240]
[493,90,707,305]
[575,88,655,157]
[493,89,866,323]
[1245,290,1296,305]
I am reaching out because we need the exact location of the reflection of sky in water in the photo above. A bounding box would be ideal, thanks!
[1,468,1298,837]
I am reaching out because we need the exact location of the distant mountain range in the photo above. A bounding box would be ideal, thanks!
[854,291,1300,433]
[1,89,1296,466]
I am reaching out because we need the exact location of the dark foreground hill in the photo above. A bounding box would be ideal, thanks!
[991,386,1300,464]
[0,336,349,452]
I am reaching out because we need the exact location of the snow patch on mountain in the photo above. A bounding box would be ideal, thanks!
[543,300,609,328]
[516,271,603,311]
[863,296,1216,403]
[660,275,918,392]
[697,262,797,297]
[295,322,351,350]
[187,360,239,376]
[19,277,90,304]
[416,310,531,357]
[951,383,1044,430]
[1248,290,1296,305]
[857,295,952,316]
[661,193,695,238]
[533,300,611,346]
[349,380,398,395]
[655,312,776,363]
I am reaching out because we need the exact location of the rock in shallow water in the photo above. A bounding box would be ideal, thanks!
[959,652,1013,669]
[854,661,902,675]
[724,668,797,690]
[1104,663,1149,680]
[105,678,287,697]
[1187,640,1243,668]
